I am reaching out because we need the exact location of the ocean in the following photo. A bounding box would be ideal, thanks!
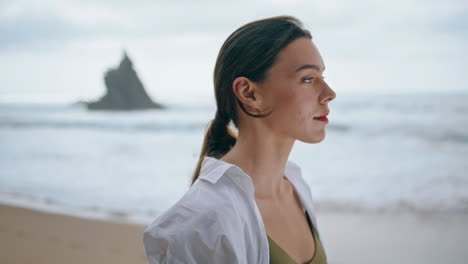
[1,92,467,224]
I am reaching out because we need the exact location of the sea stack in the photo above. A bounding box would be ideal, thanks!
[85,50,165,110]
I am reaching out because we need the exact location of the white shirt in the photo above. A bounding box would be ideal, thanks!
[143,155,325,264]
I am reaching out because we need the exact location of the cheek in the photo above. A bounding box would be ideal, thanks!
[271,87,296,112]
[272,88,312,125]
[295,97,315,126]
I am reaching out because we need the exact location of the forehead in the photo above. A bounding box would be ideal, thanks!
[273,37,325,74]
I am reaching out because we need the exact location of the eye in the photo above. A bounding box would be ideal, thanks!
[302,77,314,83]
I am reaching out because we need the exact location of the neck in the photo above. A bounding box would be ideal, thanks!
[219,127,295,201]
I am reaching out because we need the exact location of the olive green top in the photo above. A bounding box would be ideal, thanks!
[267,210,327,264]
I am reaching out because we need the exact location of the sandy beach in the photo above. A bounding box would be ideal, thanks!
[0,203,147,264]
[1,203,467,264]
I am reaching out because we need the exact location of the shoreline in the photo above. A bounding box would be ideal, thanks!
[3,190,467,225]
[0,193,157,225]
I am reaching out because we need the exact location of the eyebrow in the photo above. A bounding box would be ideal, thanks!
[295,64,325,72]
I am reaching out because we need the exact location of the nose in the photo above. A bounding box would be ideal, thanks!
[320,82,336,104]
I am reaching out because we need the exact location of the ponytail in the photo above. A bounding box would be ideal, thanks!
[190,110,237,186]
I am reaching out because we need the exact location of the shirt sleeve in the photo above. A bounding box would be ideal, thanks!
[142,214,240,264]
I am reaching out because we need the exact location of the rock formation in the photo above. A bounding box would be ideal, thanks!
[85,50,165,110]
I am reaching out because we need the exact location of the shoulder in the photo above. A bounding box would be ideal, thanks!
[142,181,241,264]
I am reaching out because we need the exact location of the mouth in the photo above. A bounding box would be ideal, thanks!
[313,111,329,123]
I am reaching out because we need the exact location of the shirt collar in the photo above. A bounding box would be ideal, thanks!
[199,155,302,186]
[198,155,320,239]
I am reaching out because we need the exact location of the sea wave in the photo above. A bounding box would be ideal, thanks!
[0,117,354,133]
[0,119,207,132]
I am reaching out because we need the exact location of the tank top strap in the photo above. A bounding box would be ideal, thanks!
[304,210,321,241]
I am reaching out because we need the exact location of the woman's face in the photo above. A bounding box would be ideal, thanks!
[257,37,336,143]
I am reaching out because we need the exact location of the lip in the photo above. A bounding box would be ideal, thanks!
[313,111,329,123]
[313,116,329,123]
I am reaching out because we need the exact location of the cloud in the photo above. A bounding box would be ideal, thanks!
[0,0,466,101]
[1,0,466,49]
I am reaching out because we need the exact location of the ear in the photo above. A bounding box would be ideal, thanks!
[232,76,266,114]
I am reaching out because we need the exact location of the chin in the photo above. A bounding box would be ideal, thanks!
[299,133,326,144]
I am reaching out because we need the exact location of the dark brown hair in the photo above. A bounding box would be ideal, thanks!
[190,15,312,186]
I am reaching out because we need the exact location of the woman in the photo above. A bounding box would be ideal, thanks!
[143,15,336,264]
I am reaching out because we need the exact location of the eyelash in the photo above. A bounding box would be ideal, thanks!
[302,76,326,83]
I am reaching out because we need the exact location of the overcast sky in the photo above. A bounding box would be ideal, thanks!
[1,0,467,104]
